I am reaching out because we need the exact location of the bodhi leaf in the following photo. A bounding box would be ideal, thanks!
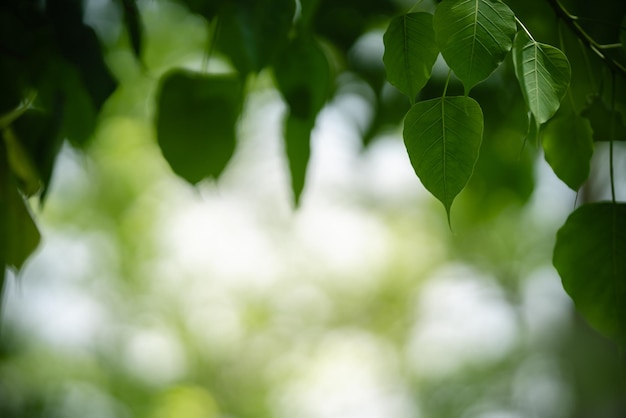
[513,32,571,124]
[542,114,593,190]
[274,35,330,205]
[433,0,516,94]
[383,12,439,103]
[155,70,243,184]
[403,96,483,221]
[553,203,626,342]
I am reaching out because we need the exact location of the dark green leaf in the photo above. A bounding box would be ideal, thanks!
[46,1,117,110]
[383,13,439,103]
[274,35,331,204]
[284,116,314,206]
[582,96,626,141]
[0,142,41,272]
[155,70,244,184]
[121,0,143,61]
[542,114,593,190]
[218,0,295,74]
[177,0,223,20]
[433,0,516,94]
[512,32,571,124]
[403,96,483,221]
[553,203,626,342]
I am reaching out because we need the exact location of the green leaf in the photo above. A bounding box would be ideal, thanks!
[433,0,516,94]
[274,35,330,205]
[403,96,483,221]
[284,116,314,206]
[155,70,244,184]
[121,0,143,62]
[0,143,40,272]
[383,13,439,103]
[553,202,626,342]
[581,96,626,141]
[542,114,593,190]
[218,0,295,74]
[512,32,571,124]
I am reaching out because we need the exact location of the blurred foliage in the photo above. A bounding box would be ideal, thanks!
[0,0,626,417]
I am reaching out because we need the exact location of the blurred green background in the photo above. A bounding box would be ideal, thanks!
[2,0,626,417]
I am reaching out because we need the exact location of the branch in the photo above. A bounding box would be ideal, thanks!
[546,0,626,79]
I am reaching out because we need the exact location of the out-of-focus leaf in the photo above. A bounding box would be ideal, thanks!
[434,0,516,94]
[542,114,593,190]
[218,0,295,75]
[403,96,483,222]
[383,13,439,103]
[177,0,223,20]
[553,202,626,343]
[121,0,143,62]
[512,31,571,124]
[582,96,626,141]
[274,35,331,204]
[10,108,64,201]
[45,0,117,110]
[0,143,41,272]
[313,0,396,52]
[284,116,314,206]
[155,70,244,184]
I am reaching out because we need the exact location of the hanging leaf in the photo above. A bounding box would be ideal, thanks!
[0,142,40,272]
[155,70,244,184]
[433,0,516,94]
[512,32,571,124]
[403,96,483,221]
[121,0,143,62]
[581,96,626,141]
[383,12,439,103]
[274,35,330,205]
[218,0,295,75]
[542,114,593,190]
[553,203,626,342]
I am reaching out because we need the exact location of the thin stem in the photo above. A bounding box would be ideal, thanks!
[515,16,535,41]
[546,0,626,79]
[609,71,617,203]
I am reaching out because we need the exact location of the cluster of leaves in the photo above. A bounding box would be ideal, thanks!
[383,0,626,344]
[0,0,626,346]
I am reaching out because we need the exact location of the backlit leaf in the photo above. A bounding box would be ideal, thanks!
[542,114,593,190]
[512,32,571,124]
[553,202,626,342]
[383,12,439,103]
[155,70,243,184]
[403,96,483,221]
[433,0,516,94]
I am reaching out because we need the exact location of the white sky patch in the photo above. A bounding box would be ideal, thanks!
[406,264,519,378]
[273,329,419,418]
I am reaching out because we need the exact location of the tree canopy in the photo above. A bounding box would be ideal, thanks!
[1,0,626,368]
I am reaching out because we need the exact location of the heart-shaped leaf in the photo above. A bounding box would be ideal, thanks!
[383,12,439,103]
[403,96,483,221]
[542,114,593,190]
[553,202,626,342]
[155,70,243,184]
[433,0,516,94]
[513,32,571,124]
